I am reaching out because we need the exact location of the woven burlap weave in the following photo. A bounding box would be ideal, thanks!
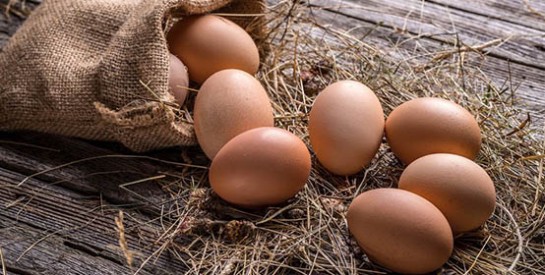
[0,0,265,152]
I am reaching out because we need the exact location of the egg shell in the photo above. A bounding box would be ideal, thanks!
[385,97,481,164]
[167,14,259,84]
[209,127,311,208]
[398,153,496,233]
[347,188,453,274]
[168,53,189,106]
[194,69,274,159]
[308,80,384,175]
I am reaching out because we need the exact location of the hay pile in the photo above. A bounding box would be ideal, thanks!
[4,0,544,274]
[152,2,544,274]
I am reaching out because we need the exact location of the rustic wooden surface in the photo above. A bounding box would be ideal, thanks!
[312,0,545,122]
[1,0,544,274]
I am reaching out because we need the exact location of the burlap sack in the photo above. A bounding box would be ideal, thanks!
[0,0,265,152]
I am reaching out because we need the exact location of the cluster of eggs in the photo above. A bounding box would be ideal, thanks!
[166,14,496,275]
[337,95,496,274]
[310,86,496,273]
[166,14,311,208]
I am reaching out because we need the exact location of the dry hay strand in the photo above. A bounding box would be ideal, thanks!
[140,2,545,274]
[115,210,135,268]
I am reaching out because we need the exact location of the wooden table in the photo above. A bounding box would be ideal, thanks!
[1,0,544,274]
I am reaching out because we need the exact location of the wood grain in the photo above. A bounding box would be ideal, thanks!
[429,0,545,32]
[0,133,198,274]
[0,133,196,274]
[311,0,545,123]
[0,217,140,275]
[313,0,545,68]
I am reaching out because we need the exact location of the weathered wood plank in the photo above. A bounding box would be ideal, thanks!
[0,165,189,274]
[311,0,545,124]
[0,215,140,275]
[0,132,185,211]
[312,0,545,69]
[429,0,545,32]
[0,136,199,274]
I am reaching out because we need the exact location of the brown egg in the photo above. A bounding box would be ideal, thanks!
[194,69,273,159]
[398,153,496,233]
[209,127,311,208]
[385,97,481,164]
[167,14,259,84]
[347,188,453,274]
[168,53,189,106]
[308,80,384,175]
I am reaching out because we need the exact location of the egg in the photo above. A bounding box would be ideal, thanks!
[308,80,384,175]
[167,14,260,84]
[209,127,311,208]
[168,53,189,106]
[398,153,496,233]
[385,97,481,164]
[194,69,273,159]
[347,188,453,274]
